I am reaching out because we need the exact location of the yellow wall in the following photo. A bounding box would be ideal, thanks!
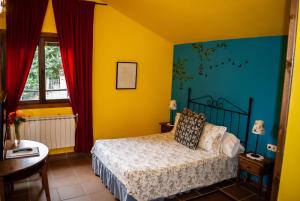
[0,13,5,29]
[92,6,173,139]
[0,1,173,146]
[278,4,300,201]
[42,0,56,33]
[103,0,290,44]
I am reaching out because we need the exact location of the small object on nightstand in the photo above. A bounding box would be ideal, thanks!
[169,100,177,124]
[248,120,265,160]
[159,122,174,133]
[246,153,264,161]
[237,153,274,197]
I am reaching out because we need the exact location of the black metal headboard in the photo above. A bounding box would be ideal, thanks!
[187,88,253,150]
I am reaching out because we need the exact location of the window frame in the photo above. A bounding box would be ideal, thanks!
[19,33,70,108]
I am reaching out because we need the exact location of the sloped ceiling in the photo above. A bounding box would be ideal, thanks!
[102,0,290,44]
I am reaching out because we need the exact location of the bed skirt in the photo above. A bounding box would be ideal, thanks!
[92,153,237,201]
[92,154,137,201]
[92,154,169,201]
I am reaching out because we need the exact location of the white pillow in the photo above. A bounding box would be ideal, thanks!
[221,132,241,158]
[170,113,181,134]
[198,123,227,153]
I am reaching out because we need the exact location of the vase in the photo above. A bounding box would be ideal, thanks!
[6,125,11,140]
[14,124,21,145]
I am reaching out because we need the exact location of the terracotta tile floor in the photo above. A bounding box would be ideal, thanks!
[6,154,267,201]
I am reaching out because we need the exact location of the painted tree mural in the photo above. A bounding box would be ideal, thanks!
[173,58,193,89]
[192,42,249,78]
[192,42,227,77]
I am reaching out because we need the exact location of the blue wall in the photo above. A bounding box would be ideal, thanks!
[172,36,287,159]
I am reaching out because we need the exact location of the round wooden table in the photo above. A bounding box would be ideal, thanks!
[0,140,50,201]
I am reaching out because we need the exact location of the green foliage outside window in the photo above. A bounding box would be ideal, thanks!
[45,45,63,81]
[22,48,39,100]
[22,45,63,100]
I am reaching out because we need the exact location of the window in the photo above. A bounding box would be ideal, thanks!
[20,36,69,106]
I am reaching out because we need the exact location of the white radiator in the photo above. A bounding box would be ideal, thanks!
[12,115,76,149]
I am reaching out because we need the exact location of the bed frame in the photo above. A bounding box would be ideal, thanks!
[187,88,253,151]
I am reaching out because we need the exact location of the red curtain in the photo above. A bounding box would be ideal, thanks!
[53,0,94,152]
[5,0,48,113]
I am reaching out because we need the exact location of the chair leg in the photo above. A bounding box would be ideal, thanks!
[41,163,51,201]
[8,183,14,192]
[0,177,5,201]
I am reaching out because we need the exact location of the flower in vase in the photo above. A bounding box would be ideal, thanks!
[8,110,26,143]
[8,112,16,124]
[16,110,24,118]
[8,110,26,127]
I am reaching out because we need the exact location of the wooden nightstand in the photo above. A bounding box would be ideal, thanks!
[237,153,274,196]
[159,122,174,133]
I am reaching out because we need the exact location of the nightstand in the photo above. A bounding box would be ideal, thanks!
[237,153,274,196]
[159,122,174,133]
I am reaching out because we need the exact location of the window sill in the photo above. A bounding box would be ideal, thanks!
[18,102,71,109]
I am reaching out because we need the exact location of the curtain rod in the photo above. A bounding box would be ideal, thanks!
[95,2,108,6]
[82,1,108,6]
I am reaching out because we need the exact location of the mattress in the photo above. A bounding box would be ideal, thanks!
[91,132,238,201]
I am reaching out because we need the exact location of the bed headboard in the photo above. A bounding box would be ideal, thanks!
[187,88,253,151]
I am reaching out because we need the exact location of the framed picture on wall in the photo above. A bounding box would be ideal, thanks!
[116,62,137,89]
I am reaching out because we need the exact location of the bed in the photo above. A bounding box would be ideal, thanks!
[91,88,253,201]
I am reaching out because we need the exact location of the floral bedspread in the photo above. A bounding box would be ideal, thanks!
[91,133,238,201]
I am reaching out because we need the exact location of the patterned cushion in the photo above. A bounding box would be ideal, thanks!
[174,108,206,149]
[198,123,227,153]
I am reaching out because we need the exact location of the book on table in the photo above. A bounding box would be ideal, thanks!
[6,147,40,159]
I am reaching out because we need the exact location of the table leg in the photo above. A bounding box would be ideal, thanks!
[258,176,263,196]
[267,173,273,199]
[237,168,241,184]
[0,177,5,201]
[41,162,51,201]
[246,173,251,183]
[8,183,14,192]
